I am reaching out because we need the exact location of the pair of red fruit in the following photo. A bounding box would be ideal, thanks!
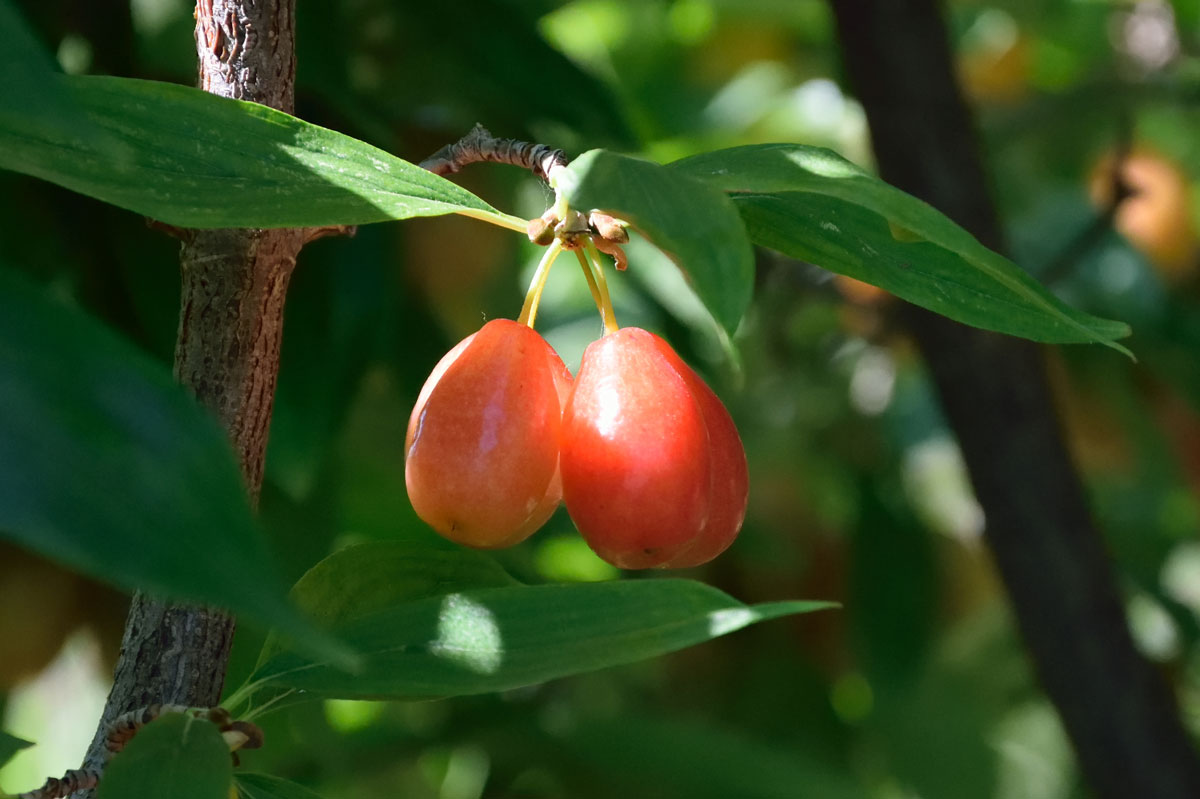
[404,319,749,569]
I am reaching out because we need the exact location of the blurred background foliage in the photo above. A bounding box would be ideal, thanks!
[2,0,1200,797]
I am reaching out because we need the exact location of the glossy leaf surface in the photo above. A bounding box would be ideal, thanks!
[0,75,512,230]
[249,579,833,700]
[673,144,1131,351]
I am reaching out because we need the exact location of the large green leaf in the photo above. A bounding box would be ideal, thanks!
[236,773,326,799]
[555,149,755,336]
[96,713,231,799]
[0,75,519,230]
[672,144,1131,351]
[246,579,833,700]
[0,731,33,770]
[253,541,518,667]
[0,270,349,665]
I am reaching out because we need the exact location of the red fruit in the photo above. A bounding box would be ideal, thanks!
[405,319,572,548]
[560,327,749,569]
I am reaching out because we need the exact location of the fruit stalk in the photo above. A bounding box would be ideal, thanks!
[582,239,620,334]
[518,241,564,328]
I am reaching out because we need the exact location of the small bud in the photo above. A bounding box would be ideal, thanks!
[527,217,555,246]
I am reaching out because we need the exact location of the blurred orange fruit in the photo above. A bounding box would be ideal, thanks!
[1089,147,1199,284]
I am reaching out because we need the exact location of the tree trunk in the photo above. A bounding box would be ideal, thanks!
[79,0,302,787]
[828,1,1200,797]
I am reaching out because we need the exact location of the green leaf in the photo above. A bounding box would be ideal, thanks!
[556,149,755,336]
[0,270,350,666]
[376,1,635,146]
[254,541,518,666]
[96,713,231,799]
[0,75,518,231]
[248,579,833,700]
[0,0,94,144]
[672,144,1131,352]
[0,731,33,769]
[236,773,326,799]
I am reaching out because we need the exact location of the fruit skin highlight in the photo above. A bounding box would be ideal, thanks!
[560,327,749,569]
[405,319,572,548]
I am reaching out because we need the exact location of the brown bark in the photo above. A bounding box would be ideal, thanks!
[829,1,1200,797]
[78,0,302,788]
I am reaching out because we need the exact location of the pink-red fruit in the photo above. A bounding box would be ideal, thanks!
[405,319,572,548]
[560,327,749,569]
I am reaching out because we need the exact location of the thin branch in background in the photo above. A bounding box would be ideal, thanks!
[420,123,569,184]
[830,1,1200,796]
[1041,114,1136,285]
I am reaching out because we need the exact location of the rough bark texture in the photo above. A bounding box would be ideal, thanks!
[78,0,302,787]
[829,1,1200,797]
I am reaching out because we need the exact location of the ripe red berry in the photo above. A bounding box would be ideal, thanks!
[559,327,749,569]
[405,319,572,548]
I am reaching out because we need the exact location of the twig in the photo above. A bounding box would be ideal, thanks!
[302,224,357,245]
[79,3,306,798]
[421,127,633,272]
[16,770,98,799]
[1041,115,1136,285]
[20,706,262,799]
[420,124,569,184]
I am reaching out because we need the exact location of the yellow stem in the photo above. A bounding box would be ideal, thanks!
[518,241,563,328]
[574,248,605,323]
[584,239,619,334]
[455,207,529,233]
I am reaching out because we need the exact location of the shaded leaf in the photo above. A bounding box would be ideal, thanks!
[377,0,635,146]
[0,270,350,665]
[0,0,101,145]
[265,230,390,500]
[672,144,1131,351]
[556,149,755,336]
[0,75,516,230]
[0,731,33,770]
[96,713,231,799]
[559,715,863,799]
[236,773,326,799]
[249,579,833,700]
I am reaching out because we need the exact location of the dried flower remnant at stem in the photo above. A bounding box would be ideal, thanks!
[420,123,569,184]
